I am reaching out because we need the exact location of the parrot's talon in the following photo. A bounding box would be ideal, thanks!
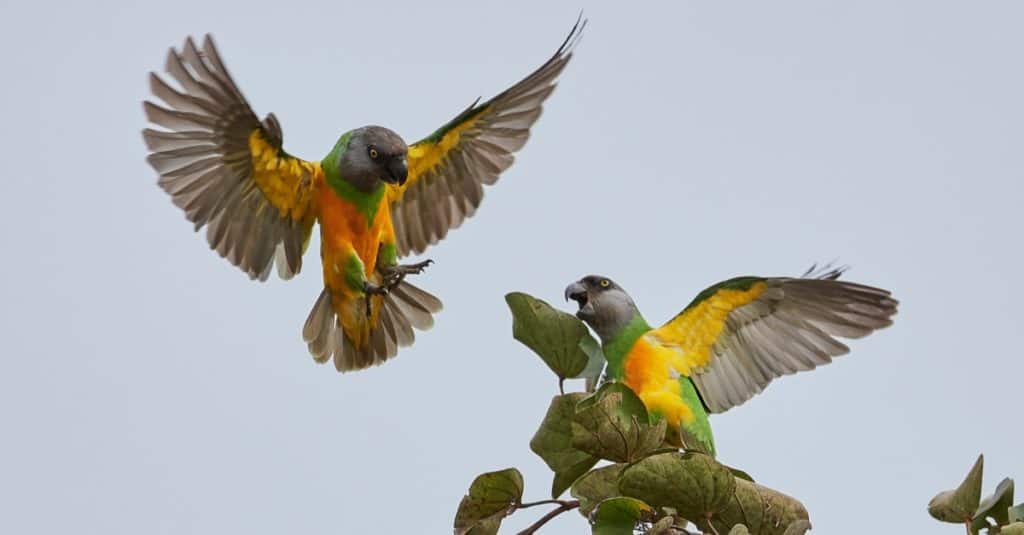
[362,281,389,296]
[380,259,434,290]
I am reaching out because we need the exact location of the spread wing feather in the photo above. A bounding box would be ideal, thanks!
[649,268,898,413]
[387,18,585,256]
[143,35,319,281]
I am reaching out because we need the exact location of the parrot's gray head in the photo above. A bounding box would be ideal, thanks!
[335,125,409,191]
[565,275,639,341]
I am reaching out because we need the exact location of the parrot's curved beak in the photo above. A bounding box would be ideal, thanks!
[564,281,593,321]
[384,156,408,186]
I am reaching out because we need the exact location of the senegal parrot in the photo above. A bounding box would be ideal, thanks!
[564,267,897,456]
[142,20,584,372]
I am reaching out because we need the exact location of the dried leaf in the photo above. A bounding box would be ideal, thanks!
[645,516,677,534]
[1011,502,1024,523]
[1003,522,1024,535]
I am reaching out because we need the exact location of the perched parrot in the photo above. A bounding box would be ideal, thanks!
[564,267,897,456]
[143,20,584,372]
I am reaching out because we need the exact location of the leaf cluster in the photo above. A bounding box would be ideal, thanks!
[449,293,814,534]
[928,454,1024,534]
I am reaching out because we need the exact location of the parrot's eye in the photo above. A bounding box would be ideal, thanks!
[599,279,611,288]
[368,147,379,159]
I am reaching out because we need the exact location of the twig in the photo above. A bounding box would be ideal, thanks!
[519,499,574,509]
[516,500,580,535]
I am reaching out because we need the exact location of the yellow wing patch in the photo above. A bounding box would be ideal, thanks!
[249,130,320,221]
[388,108,486,204]
[649,282,768,375]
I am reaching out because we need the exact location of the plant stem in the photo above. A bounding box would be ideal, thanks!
[519,499,574,509]
[516,500,580,535]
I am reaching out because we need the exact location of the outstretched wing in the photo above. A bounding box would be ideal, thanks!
[387,17,585,256]
[648,268,898,413]
[143,35,319,281]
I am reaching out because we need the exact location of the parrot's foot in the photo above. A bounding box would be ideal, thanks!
[362,281,389,317]
[381,259,434,289]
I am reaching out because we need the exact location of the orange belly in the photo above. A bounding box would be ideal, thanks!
[315,185,392,350]
[317,186,390,295]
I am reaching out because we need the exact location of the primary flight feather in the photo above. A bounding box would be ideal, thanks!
[144,18,584,372]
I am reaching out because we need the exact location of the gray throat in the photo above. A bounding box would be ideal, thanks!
[590,305,644,345]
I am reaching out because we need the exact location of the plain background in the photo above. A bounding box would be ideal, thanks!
[2,1,1021,533]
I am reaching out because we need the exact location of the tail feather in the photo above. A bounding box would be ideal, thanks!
[301,281,442,372]
[390,284,439,330]
[382,297,415,346]
[302,289,335,364]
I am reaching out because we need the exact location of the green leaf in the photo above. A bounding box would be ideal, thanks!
[728,526,751,535]
[709,477,810,535]
[572,463,627,516]
[463,516,500,535]
[781,519,813,535]
[1011,502,1024,523]
[577,382,648,416]
[726,465,756,483]
[973,478,1014,530]
[929,454,985,524]
[1003,522,1024,535]
[574,334,606,392]
[618,451,736,524]
[530,394,600,498]
[505,292,592,382]
[453,468,524,535]
[717,478,764,534]
[571,383,666,463]
[757,483,812,535]
[591,497,652,535]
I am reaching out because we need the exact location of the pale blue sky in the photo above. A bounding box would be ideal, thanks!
[2,1,1022,533]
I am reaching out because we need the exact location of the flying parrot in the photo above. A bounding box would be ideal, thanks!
[563,267,897,456]
[142,20,584,372]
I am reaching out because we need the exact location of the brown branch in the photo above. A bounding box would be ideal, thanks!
[516,500,580,535]
[518,499,575,509]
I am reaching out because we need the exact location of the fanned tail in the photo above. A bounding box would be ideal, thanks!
[301,281,443,372]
